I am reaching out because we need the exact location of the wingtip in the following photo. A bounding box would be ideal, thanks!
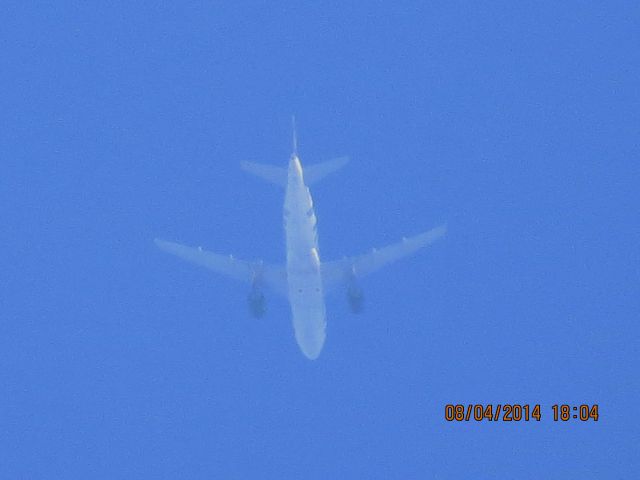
[154,238,173,250]
[413,224,447,244]
[428,224,447,241]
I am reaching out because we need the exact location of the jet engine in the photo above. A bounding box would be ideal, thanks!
[247,287,266,318]
[347,283,364,313]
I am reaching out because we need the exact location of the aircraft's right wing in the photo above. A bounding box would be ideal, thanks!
[321,225,446,293]
[155,239,288,296]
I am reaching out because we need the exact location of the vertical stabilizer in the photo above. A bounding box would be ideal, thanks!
[292,115,298,157]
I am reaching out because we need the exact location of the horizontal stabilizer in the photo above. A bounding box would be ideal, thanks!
[241,156,349,187]
[304,156,349,185]
[240,161,287,187]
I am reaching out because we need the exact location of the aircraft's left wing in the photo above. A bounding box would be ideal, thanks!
[321,225,446,293]
[155,239,288,296]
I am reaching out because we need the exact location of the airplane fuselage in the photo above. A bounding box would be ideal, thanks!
[155,127,445,361]
[284,155,326,359]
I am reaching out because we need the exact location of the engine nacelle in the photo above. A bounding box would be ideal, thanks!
[247,288,266,318]
[347,284,364,313]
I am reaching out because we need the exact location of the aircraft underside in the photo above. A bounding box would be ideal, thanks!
[155,123,445,359]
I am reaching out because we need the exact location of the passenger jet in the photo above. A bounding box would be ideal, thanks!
[155,122,445,360]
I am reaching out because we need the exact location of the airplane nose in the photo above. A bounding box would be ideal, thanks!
[298,335,325,360]
[293,312,326,360]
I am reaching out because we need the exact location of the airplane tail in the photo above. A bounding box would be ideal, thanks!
[241,156,349,187]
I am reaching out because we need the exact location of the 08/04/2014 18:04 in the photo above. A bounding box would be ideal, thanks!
[444,404,599,422]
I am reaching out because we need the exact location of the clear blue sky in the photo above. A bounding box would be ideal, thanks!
[2,2,638,478]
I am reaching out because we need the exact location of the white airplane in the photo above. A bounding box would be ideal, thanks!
[155,120,446,360]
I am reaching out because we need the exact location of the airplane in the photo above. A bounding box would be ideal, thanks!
[155,119,446,360]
